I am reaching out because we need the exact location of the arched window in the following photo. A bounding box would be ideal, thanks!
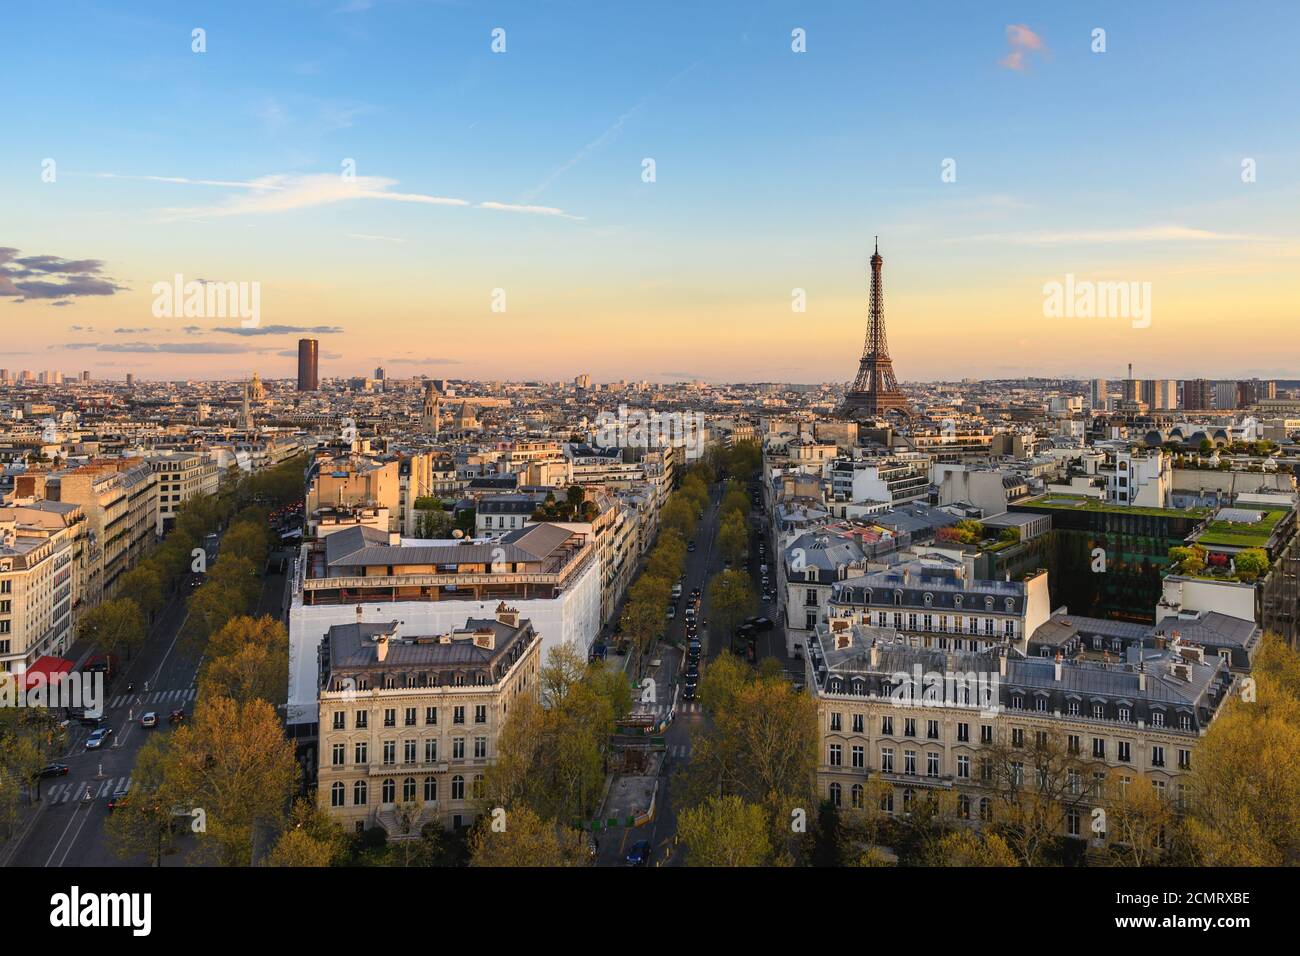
[451,775,465,800]
[424,777,437,802]
[985,597,994,610]
[851,784,864,809]
[954,595,963,609]
[353,779,368,806]
[828,782,842,807]
[957,794,970,819]
[902,788,914,813]
[472,774,485,800]
[923,593,933,606]
[402,777,416,802]
[979,797,992,822]
[894,590,903,606]
[331,781,345,807]
[1005,597,1015,612]
[382,778,395,804]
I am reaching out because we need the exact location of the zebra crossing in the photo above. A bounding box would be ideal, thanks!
[44,776,132,805]
[668,744,692,759]
[107,687,197,709]
[679,702,702,715]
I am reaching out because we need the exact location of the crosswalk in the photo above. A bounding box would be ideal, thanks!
[679,702,702,714]
[107,688,197,709]
[44,776,132,805]
[668,744,692,759]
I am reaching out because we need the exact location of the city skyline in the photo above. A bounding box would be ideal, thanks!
[5,1,1300,383]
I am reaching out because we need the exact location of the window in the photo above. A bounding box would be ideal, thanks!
[1118,706,1131,723]
[383,741,395,765]
[904,750,917,776]
[828,783,842,807]
[355,742,368,765]
[1117,741,1131,763]
[424,777,437,802]
[958,795,970,820]
[1066,808,1080,836]
[880,748,894,773]
[979,797,992,822]
[424,739,437,764]
[451,775,465,800]
[454,706,465,724]
[926,752,939,778]
[1092,738,1105,759]
[1067,734,1080,755]
[957,722,969,743]
[475,705,487,724]
[957,755,970,779]
[1035,730,1048,749]
[829,744,842,767]
[331,744,344,767]
[453,737,465,759]
[331,782,344,807]
[474,737,487,759]
[1012,728,1024,748]
[381,779,395,803]
[402,777,416,802]
[1178,749,1191,770]
[384,708,396,727]
[404,707,416,726]
[332,711,345,730]
[1092,703,1104,719]
[851,784,864,809]
[830,712,842,732]
[1035,697,1047,712]
[472,774,485,799]
[1151,745,1165,768]
[980,725,993,744]
[1151,710,1164,728]
[1011,761,1024,786]
[880,789,894,813]
[1179,714,1192,731]
[852,745,864,769]
[353,780,368,806]
[425,706,438,726]
[926,719,939,740]
[1067,701,1079,717]
[852,714,864,734]
[904,718,916,738]
[355,710,368,729]
[881,716,894,736]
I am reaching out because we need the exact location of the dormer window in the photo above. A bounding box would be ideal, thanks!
[923,593,933,606]
[985,597,994,610]
[954,595,962,609]
[1005,598,1014,612]
[894,590,903,606]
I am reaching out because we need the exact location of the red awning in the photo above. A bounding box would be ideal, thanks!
[24,655,74,690]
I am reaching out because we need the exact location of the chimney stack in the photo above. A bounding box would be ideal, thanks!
[999,645,1008,677]
[1054,652,1063,682]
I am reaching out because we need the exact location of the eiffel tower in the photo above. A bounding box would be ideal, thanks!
[837,238,911,419]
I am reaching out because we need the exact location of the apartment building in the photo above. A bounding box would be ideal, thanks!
[46,459,158,604]
[829,454,931,506]
[148,451,219,534]
[809,621,1233,834]
[315,606,541,835]
[0,501,84,673]
[307,453,402,532]
[287,521,601,733]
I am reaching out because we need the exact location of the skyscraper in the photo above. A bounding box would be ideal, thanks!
[298,338,320,392]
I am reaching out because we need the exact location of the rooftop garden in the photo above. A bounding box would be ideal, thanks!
[1021,493,1210,520]
[1168,543,1269,583]
[1194,508,1288,549]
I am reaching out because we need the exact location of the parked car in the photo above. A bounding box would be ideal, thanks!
[76,713,107,728]
[665,605,676,620]
[37,763,70,779]
[745,616,775,631]
[168,709,186,724]
[139,711,158,728]
[85,728,113,750]
[625,839,652,866]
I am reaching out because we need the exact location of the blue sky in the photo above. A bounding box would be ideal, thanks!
[4,1,1299,382]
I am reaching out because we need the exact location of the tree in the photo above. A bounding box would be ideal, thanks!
[117,563,164,622]
[660,497,696,540]
[706,570,758,646]
[1182,636,1300,865]
[679,795,772,866]
[1233,548,1269,582]
[468,805,588,866]
[221,520,270,566]
[104,733,181,866]
[1101,769,1176,866]
[199,616,289,706]
[0,704,63,839]
[182,582,244,649]
[719,511,749,568]
[165,696,299,866]
[928,829,1019,867]
[264,798,349,867]
[78,599,147,662]
[264,827,334,867]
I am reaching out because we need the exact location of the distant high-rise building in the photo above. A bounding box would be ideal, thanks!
[374,366,385,381]
[297,338,320,391]
[125,373,135,386]
[575,372,591,390]
[1214,381,1238,409]
[1089,379,1109,409]
[80,370,90,383]
[1182,378,1212,410]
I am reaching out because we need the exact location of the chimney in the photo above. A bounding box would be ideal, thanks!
[1138,660,1146,691]
[869,642,879,668]
[1054,652,1063,682]
[999,646,1008,677]
[355,604,364,624]
[375,631,389,663]
[496,602,519,628]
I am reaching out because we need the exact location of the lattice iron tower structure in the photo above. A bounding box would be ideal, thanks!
[837,238,912,419]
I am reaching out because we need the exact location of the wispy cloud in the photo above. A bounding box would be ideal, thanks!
[999,24,1047,72]
[951,225,1264,245]
[107,171,586,222]
[210,324,344,336]
[61,341,273,354]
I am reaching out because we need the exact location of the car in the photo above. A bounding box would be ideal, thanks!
[685,667,699,683]
[682,682,697,701]
[85,728,113,749]
[687,541,696,552]
[760,564,768,575]
[625,839,652,866]
[107,786,130,811]
[37,763,70,779]
[168,709,186,724]
[139,711,158,728]
[76,713,107,728]
[665,605,676,620]
[753,617,774,631]
[691,587,701,597]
